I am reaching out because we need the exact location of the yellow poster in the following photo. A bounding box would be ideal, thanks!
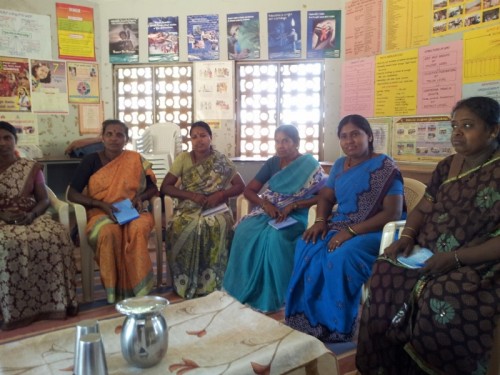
[56,3,96,61]
[386,0,431,52]
[375,49,419,117]
[463,23,500,84]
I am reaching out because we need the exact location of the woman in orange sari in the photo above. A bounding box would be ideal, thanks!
[68,119,159,303]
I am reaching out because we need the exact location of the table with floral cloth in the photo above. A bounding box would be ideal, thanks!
[0,291,336,374]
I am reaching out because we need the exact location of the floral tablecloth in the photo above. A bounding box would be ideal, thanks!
[0,291,335,374]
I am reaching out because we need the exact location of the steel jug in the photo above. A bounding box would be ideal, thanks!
[116,296,169,368]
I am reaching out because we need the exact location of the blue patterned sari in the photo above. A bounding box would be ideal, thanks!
[285,154,404,342]
[223,154,326,312]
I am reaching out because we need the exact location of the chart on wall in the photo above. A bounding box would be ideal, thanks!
[193,61,234,120]
[0,9,51,60]
[67,62,100,104]
[56,3,96,61]
[392,115,453,162]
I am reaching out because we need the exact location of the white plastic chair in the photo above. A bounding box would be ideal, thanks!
[66,189,164,301]
[46,185,70,232]
[135,122,182,188]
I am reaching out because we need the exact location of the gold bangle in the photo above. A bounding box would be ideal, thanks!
[347,225,358,236]
[314,217,325,223]
[404,226,417,233]
[400,234,414,240]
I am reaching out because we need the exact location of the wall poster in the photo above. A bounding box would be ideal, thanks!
[194,61,234,120]
[227,12,260,60]
[306,10,341,59]
[392,115,453,163]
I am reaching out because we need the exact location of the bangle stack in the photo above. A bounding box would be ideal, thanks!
[347,225,358,236]
[314,217,326,223]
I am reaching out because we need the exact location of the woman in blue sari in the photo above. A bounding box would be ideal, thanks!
[285,115,405,342]
[224,125,326,312]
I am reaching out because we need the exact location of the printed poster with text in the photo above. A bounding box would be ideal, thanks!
[386,0,430,52]
[0,9,52,60]
[0,112,38,145]
[306,10,341,59]
[30,59,69,114]
[392,115,453,163]
[227,12,260,60]
[0,57,31,112]
[345,0,382,59]
[194,61,234,120]
[367,117,392,155]
[109,19,139,63]
[417,40,463,115]
[67,62,100,104]
[187,14,220,61]
[463,23,500,84]
[341,57,375,118]
[148,17,179,62]
[432,0,500,36]
[56,3,95,61]
[375,49,419,117]
[268,11,301,60]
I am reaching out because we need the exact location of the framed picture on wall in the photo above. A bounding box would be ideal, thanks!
[78,102,103,134]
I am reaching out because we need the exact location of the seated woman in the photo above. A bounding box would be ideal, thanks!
[67,119,158,304]
[0,121,78,330]
[161,121,245,299]
[223,125,326,312]
[356,96,500,374]
[285,114,405,342]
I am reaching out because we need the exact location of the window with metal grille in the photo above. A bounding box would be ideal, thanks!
[236,61,324,160]
[114,64,193,151]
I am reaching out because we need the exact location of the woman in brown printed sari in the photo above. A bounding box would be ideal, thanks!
[161,121,245,299]
[0,121,78,330]
[356,96,500,375]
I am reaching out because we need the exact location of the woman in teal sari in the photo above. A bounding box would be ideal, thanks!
[285,115,405,342]
[224,125,326,312]
[161,121,245,299]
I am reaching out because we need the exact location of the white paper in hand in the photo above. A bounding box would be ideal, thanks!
[268,216,298,230]
[397,245,433,269]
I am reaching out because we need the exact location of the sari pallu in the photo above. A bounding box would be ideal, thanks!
[356,154,500,375]
[285,155,404,342]
[86,150,156,304]
[223,154,326,312]
[0,158,77,330]
[167,150,236,299]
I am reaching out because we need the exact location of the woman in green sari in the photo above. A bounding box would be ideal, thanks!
[161,121,245,299]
